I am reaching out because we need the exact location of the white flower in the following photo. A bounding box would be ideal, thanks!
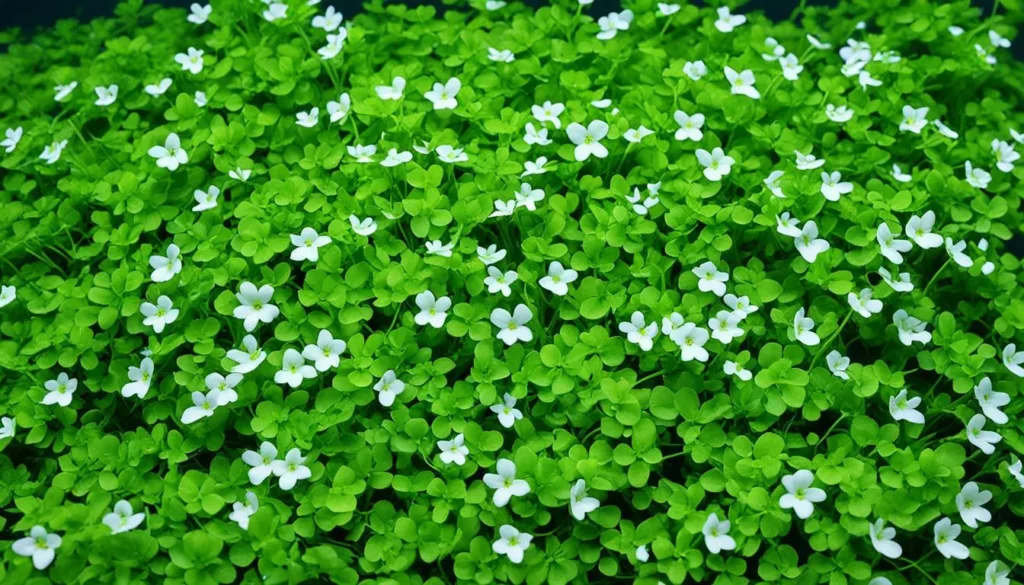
[227,335,267,375]
[660,313,684,339]
[658,3,680,16]
[724,66,759,99]
[204,373,241,406]
[187,3,211,24]
[425,240,455,258]
[965,161,992,189]
[194,91,207,107]
[683,60,708,81]
[889,389,924,424]
[795,150,826,170]
[780,54,803,80]
[532,101,565,129]
[566,120,609,161]
[673,111,704,141]
[990,29,1011,48]
[696,147,734,181]
[625,188,658,215]
[94,84,118,106]
[820,171,853,201]
[966,414,1001,454]
[263,2,288,22]
[933,119,958,139]
[764,170,786,198]
[1002,343,1024,377]
[229,492,258,530]
[149,243,183,282]
[807,34,832,50]
[1012,128,1024,144]
[976,43,997,64]
[514,183,545,211]
[794,221,830,263]
[670,322,710,362]
[955,482,992,529]
[375,76,406,100]
[414,291,451,329]
[483,266,517,297]
[948,25,965,36]
[792,308,820,346]
[982,261,995,275]
[933,517,969,560]
[274,349,316,388]
[879,267,914,292]
[905,211,942,249]
[491,199,515,218]
[144,78,172,96]
[762,37,786,61]
[374,370,405,407]
[618,312,659,351]
[714,6,746,32]
[858,70,883,90]
[569,479,600,521]
[174,47,204,75]
[424,77,461,110]
[54,81,78,101]
[12,526,61,570]
[869,519,902,559]
[42,373,78,407]
[825,104,854,123]
[624,126,654,143]
[349,215,377,236]
[381,148,412,167]
[436,144,468,164]
[148,133,188,171]
[539,261,578,296]
[702,513,736,554]
[39,140,68,165]
[0,416,14,440]
[289,227,331,262]
[723,360,752,381]
[974,377,1009,424]
[1009,458,1024,488]
[295,107,319,128]
[233,283,279,332]
[876,223,912,264]
[103,500,145,534]
[692,261,729,296]
[488,48,515,63]
[122,357,155,399]
[490,393,522,428]
[276,448,312,490]
[524,123,552,146]
[140,295,179,334]
[312,5,342,31]
[438,433,469,466]
[635,544,650,562]
[477,244,506,265]
[326,94,351,123]
[596,10,633,40]
[318,31,347,59]
[945,237,973,268]
[302,330,346,372]
[848,289,882,318]
[724,294,758,319]
[0,284,14,309]
[243,442,281,485]
[522,157,549,177]
[492,525,532,564]
[779,470,826,519]
[229,167,252,182]
[986,561,1011,585]
[181,389,220,424]
[899,105,929,134]
[486,0,506,10]
[590,98,612,109]
[483,459,531,507]
[893,310,931,346]
[491,305,534,346]
[992,139,1019,173]
[776,212,802,237]
[891,164,912,183]
[826,351,850,380]
[709,310,743,344]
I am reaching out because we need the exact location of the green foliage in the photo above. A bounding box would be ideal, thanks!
[1,0,1023,584]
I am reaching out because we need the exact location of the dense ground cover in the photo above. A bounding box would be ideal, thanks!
[1,0,1023,584]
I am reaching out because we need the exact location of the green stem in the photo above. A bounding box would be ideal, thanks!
[922,258,952,297]
[809,309,854,370]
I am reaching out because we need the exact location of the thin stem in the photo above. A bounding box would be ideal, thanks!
[809,308,854,370]
[922,258,952,297]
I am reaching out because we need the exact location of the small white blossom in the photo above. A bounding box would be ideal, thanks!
[438,433,469,466]
[539,261,578,296]
[483,459,531,507]
[424,78,461,110]
[374,370,405,407]
[94,84,118,107]
[490,393,523,428]
[724,66,759,99]
[825,104,854,123]
[826,351,850,380]
[869,519,902,559]
[933,517,969,560]
[889,389,924,424]
[174,47,205,75]
[793,308,819,346]
[274,349,317,388]
[569,479,600,521]
[945,237,973,268]
[714,6,746,33]
[54,81,77,102]
[955,482,992,528]
[150,243,183,282]
[723,360,752,381]
[702,513,736,554]
[965,161,992,189]
[966,414,1001,455]
[876,223,912,265]
[893,310,931,346]
[103,500,146,535]
[148,133,189,171]
[683,60,708,81]
[779,470,826,519]
[140,295,179,334]
[794,221,830,263]
[696,147,734,181]
[820,171,853,201]
[596,10,633,40]
[492,525,532,564]
[233,283,279,332]
[618,312,659,351]
[491,305,533,346]
[674,111,704,141]
[375,76,406,100]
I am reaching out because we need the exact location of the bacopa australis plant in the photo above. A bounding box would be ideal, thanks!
[1,0,1023,584]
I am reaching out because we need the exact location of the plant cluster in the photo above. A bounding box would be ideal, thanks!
[1,0,1023,584]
